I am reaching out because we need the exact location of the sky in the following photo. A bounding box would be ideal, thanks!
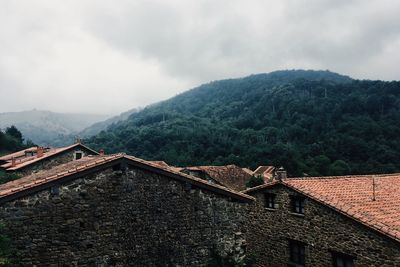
[0,0,399,115]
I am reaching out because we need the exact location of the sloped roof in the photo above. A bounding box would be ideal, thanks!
[244,174,400,242]
[0,154,254,203]
[183,165,253,191]
[241,168,254,175]
[148,161,170,168]
[253,166,275,179]
[0,143,98,171]
[0,147,38,161]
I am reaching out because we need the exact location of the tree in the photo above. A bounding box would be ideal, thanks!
[5,126,23,143]
[246,176,264,188]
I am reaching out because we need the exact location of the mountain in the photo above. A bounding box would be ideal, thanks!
[79,108,139,137]
[86,70,400,176]
[0,110,110,146]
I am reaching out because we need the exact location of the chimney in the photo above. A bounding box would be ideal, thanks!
[99,149,105,156]
[11,157,16,167]
[276,166,287,181]
[75,137,81,144]
[37,147,44,158]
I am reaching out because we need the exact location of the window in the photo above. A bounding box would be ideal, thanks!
[291,196,305,214]
[74,151,83,160]
[264,193,276,209]
[289,240,306,266]
[332,252,354,267]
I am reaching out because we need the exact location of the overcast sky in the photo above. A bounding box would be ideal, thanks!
[0,0,399,115]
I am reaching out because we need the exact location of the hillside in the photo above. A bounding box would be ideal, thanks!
[0,110,110,146]
[87,70,400,176]
[79,108,139,137]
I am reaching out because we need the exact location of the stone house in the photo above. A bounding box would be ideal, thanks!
[0,142,99,175]
[0,152,399,266]
[243,174,400,266]
[0,154,253,266]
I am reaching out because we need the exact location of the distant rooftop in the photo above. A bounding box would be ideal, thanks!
[0,142,98,171]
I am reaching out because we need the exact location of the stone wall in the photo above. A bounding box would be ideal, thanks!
[246,184,400,267]
[2,165,400,266]
[0,165,249,266]
[17,147,96,176]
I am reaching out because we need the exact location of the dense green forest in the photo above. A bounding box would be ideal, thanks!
[87,70,400,177]
[0,126,31,155]
[0,126,32,184]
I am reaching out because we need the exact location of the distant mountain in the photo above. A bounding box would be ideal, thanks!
[0,110,110,146]
[79,108,139,137]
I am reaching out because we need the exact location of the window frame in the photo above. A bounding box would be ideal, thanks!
[288,239,306,266]
[74,151,84,160]
[264,193,276,209]
[331,251,355,267]
[290,196,305,215]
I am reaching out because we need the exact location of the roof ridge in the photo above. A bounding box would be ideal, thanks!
[289,173,400,180]
[0,154,254,203]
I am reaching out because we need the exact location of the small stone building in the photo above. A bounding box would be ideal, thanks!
[0,142,99,175]
[0,154,253,266]
[244,174,400,266]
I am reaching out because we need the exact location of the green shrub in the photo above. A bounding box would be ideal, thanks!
[0,171,20,185]
[0,222,12,266]
[245,175,264,188]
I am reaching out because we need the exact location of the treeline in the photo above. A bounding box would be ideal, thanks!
[0,126,33,155]
[0,126,33,184]
[87,70,400,177]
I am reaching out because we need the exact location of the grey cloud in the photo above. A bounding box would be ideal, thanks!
[0,0,399,114]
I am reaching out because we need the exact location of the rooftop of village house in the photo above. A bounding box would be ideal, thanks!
[1,142,400,243]
[244,173,400,242]
[0,153,254,203]
[0,142,99,171]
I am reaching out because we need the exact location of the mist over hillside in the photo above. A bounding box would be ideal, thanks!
[0,110,110,146]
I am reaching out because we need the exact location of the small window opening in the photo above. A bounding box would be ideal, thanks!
[291,196,305,214]
[289,240,306,266]
[74,151,83,160]
[332,252,354,267]
[264,193,276,209]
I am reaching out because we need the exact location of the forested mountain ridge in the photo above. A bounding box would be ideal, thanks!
[87,70,400,177]
[79,108,139,137]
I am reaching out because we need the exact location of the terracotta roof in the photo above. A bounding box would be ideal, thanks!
[148,161,170,168]
[242,168,254,175]
[182,165,253,191]
[0,147,38,161]
[253,166,275,180]
[244,174,400,242]
[0,143,98,171]
[0,155,254,203]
